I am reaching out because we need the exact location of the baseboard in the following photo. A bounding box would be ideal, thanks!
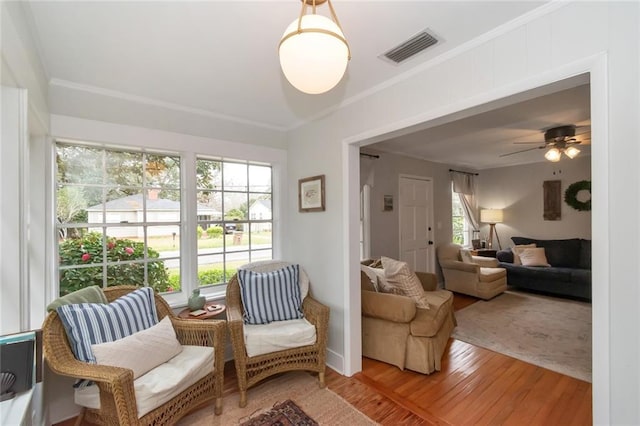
[325,348,344,375]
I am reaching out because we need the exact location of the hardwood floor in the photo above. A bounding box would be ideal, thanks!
[55,293,592,425]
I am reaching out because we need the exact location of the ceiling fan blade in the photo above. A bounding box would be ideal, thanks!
[499,146,545,157]
[513,141,544,145]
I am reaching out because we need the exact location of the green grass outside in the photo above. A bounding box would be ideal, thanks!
[142,232,272,252]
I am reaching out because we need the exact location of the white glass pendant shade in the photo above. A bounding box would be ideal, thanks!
[279,14,349,94]
[544,147,562,162]
[564,146,581,159]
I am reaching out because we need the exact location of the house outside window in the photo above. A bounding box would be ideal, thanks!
[55,142,275,298]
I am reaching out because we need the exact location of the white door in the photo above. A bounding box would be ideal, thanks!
[399,176,435,273]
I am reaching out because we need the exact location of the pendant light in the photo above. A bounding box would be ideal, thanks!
[279,0,351,94]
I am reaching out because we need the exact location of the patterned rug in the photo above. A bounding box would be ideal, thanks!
[452,290,592,382]
[177,371,377,425]
[240,400,317,426]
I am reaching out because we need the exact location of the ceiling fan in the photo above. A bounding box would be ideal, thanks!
[500,125,591,162]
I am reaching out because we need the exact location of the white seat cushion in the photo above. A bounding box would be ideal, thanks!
[75,345,214,418]
[244,318,316,358]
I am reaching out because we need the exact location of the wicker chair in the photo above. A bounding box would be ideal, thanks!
[226,261,329,408]
[42,286,226,425]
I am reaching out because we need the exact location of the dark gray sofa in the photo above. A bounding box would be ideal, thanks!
[496,237,591,301]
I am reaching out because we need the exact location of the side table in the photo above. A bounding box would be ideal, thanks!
[178,301,226,320]
[470,249,497,258]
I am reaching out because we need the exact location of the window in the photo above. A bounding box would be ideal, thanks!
[195,158,273,288]
[452,185,471,246]
[55,142,276,299]
[55,142,181,296]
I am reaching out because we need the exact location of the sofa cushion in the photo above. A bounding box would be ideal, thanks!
[238,264,304,325]
[56,287,159,365]
[511,237,581,267]
[512,244,536,265]
[501,263,573,282]
[460,249,473,264]
[382,257,430,309]
[75,345,214,419]
[479,267,507,282]
[496,249,514,263]
[410,290,453,338]
[579,239,592,270]
[91,316,182,379]
[243,318,316,358]
[519,248,551,267]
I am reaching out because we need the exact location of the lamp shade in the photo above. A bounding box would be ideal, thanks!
[480,209,503,224]
[564,146,581,159]
[279,14,349,94]
[544,147,562,162]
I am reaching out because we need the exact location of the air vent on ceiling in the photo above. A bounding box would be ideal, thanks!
[382,30,438,64]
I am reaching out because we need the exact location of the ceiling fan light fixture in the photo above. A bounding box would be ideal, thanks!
[564,146,581,159]
[279,0,351,94]
[545,147,562,162]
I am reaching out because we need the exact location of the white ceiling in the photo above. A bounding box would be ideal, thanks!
[20,0,592,169]
[367,80,591,170]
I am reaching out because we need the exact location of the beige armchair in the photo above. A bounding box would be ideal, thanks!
[360,263,456,375]
[437,243,507,300]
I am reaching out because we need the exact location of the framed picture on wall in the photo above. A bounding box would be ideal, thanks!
[383,195,393,211]
[298,175,325,212]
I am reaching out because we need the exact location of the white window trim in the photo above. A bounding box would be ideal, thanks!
[49,115,287,309]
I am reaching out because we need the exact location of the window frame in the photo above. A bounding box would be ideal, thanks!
[51,136,284,308]
[451,185,472,247]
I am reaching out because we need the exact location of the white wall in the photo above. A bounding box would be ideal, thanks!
[288,2,639,424]
[361,150,456,265]
[478,156,591,246]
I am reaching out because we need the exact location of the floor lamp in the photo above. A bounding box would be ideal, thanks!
[480,209,503,250]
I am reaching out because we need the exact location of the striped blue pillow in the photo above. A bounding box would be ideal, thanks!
[57,287,159,366]
[238,264,303,325]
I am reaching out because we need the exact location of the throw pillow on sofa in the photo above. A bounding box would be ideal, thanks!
[381,256,430,309]
[512,243,536,265]
[519,247,551,267]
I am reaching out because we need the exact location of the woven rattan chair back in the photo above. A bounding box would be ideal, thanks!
[226,261,329,408]
[43,285,226,425]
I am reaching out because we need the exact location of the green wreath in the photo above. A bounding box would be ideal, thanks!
[564,180,591,211]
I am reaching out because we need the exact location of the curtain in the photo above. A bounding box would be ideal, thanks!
[451,171,479,233]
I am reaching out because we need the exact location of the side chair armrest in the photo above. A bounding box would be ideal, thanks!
[171,317,225,348]
[439,259,480,273]
[361,291,416,323]
[302,296,329,352]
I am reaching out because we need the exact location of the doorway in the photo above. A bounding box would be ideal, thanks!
[344,56,609,420]
[398,175,435,273]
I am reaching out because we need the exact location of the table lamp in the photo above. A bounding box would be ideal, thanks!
[480,209,503,250]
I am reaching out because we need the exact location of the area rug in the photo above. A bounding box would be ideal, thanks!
[452,290,592,382]
[240,400,317,426]
[176,371,378,425]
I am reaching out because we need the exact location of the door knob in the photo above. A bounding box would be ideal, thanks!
[428,241,434,245]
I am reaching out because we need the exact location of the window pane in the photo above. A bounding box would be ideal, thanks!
[197,223,225,252]
[59,266,104,296]
[197,190,222,218]
[148,225,181,253]
[56,185,99,225]
[224,193,248,219]
[147,189,181,222]
[249,195,271,220]
[105,150,143,187]
[56,144,103,185]
[145,154,180,188]
[249,165,271,193]
[224,162,247,192]
[226,222,247,252]
[196,159,222,190]
[249,222,272,250]
[197,254,226,286]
